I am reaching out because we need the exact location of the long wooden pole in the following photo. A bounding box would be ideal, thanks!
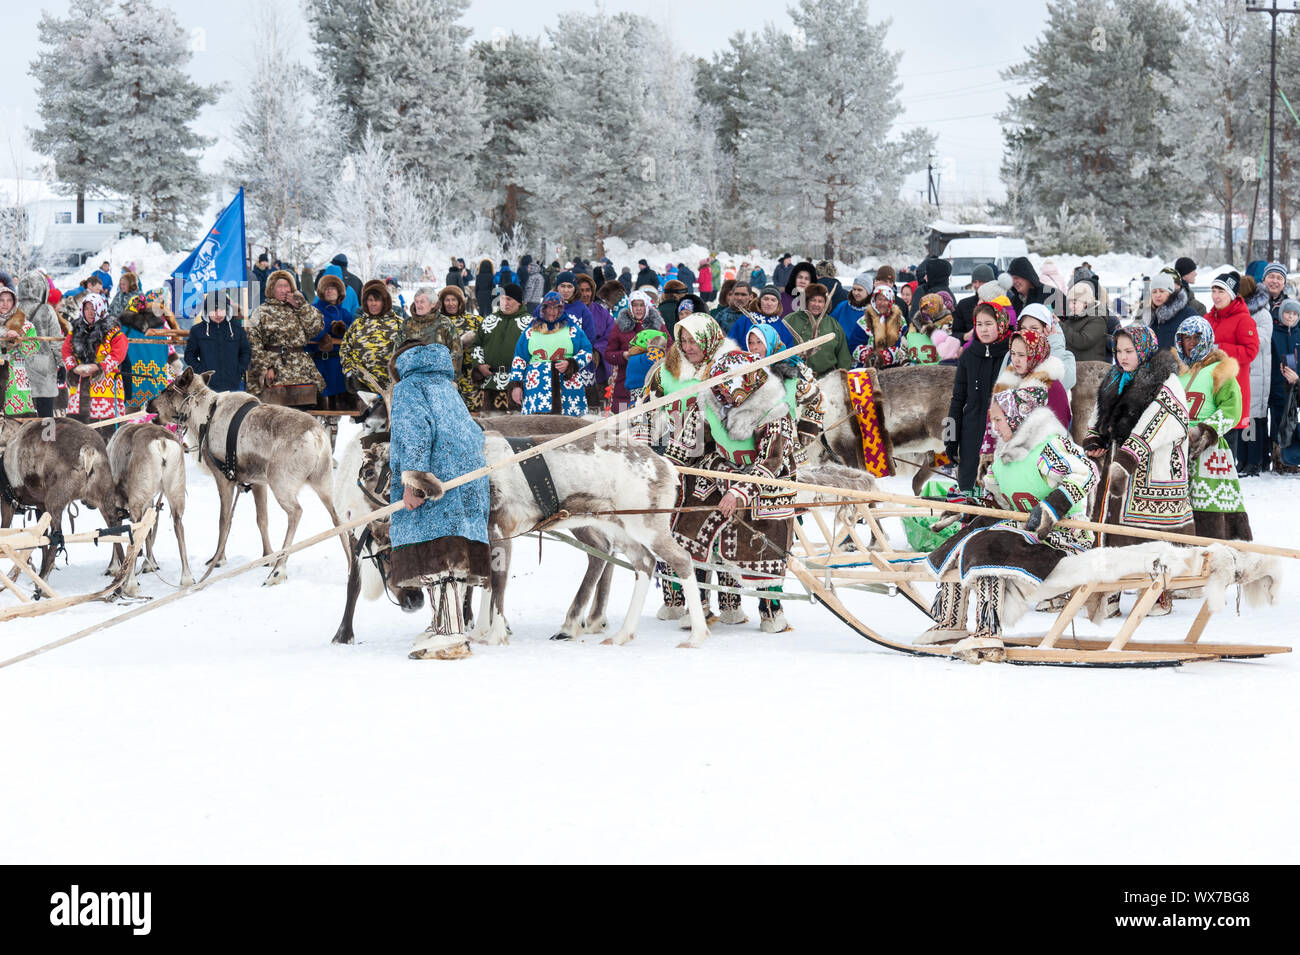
[0,335,834,670]
[677,465,1300,561]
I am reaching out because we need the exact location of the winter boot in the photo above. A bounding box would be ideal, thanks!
[410,581,472,660]
[716,571,749,625]
[759,587,791,633]
[915,581,969,644]
[1274,443,1300,475]
[952,576,1006,663]
[657,573,688,620]
[1148,588,1174,616]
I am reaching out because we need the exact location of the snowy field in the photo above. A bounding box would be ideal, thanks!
[1,417,1297,864]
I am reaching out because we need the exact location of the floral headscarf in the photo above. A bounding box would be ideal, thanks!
[918,291,953,320]
[144,288,168,310]
[666,312,726,381]
[1175,315,1215,365]
[1011,327,1050,368]
[976,298,1013,341]
[81,292,108,324]
[537,291,566,330]
[1110,324,1160,395]
[992,383,1049,433]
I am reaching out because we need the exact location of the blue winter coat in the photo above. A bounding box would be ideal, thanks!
[729,312,794,351]
[389,345,490,551]
[183,318,251,392]
[510,317,594,416]
[830,298,866,341]
[309,298,354,397]
[1272,319,1300,405]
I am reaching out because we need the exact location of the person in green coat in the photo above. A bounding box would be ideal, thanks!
[1175,315,1252,541]
[780,282,852,375]
[474,283,531,411]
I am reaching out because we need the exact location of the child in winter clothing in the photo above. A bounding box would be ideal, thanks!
[624,328,668,394]
[946,300,1012,492]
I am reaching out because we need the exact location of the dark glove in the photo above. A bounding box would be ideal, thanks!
[1188,423,1217,457]
[1024,503,1056,539]
[944,441,960,464]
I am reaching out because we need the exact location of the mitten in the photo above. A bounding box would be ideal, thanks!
[1188,423,1217,457]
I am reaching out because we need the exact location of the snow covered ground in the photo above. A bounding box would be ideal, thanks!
[1,418,1296,863]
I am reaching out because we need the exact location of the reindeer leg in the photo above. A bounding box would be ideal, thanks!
[586,558,614,634]
[263,482,302,586]
[332,541,362,645]
[106,541,123,577]
[171,502,194,587]
[205,477,235,572]
[141,495,162,574]
[603,546,655,646]
[486,537,511,644]
[657,538,710,649]
[554,551,604,640]
[252,484,273,558]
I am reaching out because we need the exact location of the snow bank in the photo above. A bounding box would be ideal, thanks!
[48,233,188,293]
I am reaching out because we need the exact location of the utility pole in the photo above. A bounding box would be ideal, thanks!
[1248,1,1300,263]
[926,154,941,212]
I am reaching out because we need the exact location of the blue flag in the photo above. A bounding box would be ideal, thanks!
[170,188,248,326]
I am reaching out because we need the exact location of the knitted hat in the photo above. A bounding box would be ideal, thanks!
[1148,272,1177,295]
[852,271,874,291]
[1174,256,1197,276]
[971,264,996,284]
[501,282,524,303]
[1174,315,1215,365]
[874,265,896,286]
[1114,324,1159,365]
[1264,261,1289,280]
[1211,271,1241,296]
[1281,298,1300,318]
[759,284,781,301]
[978,278,1010,303]
[632,328,667,350]
[1011,327,1051,368]
[555,270,576,287]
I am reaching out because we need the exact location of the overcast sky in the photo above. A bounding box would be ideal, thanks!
[2,0,1049,208]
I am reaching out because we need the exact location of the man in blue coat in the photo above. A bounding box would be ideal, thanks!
[183,294,251,391]
[388,340,492,660]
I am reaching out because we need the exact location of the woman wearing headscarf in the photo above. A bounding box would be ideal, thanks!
[1083,324,1194,616]
[661,314,803,633]
[1174,316,1251,540]
[0,285,38,417]
[606,289,666,412]
[920,385,1097,655]
[849,285,906,369]
[509,292,593,416]
[946,299,1013,492]
[60,292,127,424]
[1008,302,1077,390]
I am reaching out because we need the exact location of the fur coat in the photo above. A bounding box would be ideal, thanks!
[1085,349,1194,543]
[16,271,62,399]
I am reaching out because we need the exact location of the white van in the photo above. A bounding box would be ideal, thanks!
[940,236,1030,291]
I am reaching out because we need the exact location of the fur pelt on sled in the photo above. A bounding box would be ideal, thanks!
[959,541,1283,628]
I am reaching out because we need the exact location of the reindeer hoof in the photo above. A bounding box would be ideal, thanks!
[676,640,701,649]
[549,632,574,641]
[581,616,608,634]
[605,632,633,646]
[263,570,287,587]
[179,574,195,587]
[141,558,160,573]
[331,630,354,646]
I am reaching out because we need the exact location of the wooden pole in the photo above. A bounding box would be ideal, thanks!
[0,334,835,670]
[88,410,150,429]
[676,465,1300,561]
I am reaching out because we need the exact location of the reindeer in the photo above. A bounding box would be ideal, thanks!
[0,417,127,587]
[332,406,621,646]
[148,368,350,586]
[104,422,194,596]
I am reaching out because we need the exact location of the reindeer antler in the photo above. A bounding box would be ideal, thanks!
[356,367,393,414]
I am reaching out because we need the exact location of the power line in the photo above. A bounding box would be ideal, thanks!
[897,110,1004,125]
[897,57,1019,80]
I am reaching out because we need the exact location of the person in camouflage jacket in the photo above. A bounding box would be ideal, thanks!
[405,285,481,411]
[341,279,404,393]
[401,286,461,369]
[246,269,326,398]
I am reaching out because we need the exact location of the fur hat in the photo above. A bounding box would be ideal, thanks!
[436,284,466,312]
[316,274,346,301]
[663,279,687,294]
[597,279,625,304]
[362,278,394,315]
[804,282,829,303]
[874,265,896,286]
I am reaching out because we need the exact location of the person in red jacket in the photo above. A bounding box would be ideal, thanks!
[1205,271,1261,462]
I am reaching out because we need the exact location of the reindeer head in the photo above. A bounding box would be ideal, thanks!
[78,444,129,522]
[148,367,215,425]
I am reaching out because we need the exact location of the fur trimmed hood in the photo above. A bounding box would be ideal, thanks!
[264,269,299,298]
[1179,348,1240,392]
[616,290,665,332]
[995,406,1066,464]
[863,303,905,348]
[1093,348,1182,445]
[995,354,1065,392]
[316,273,347,303]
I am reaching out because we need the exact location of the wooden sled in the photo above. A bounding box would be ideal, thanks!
[0,509,156,623]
